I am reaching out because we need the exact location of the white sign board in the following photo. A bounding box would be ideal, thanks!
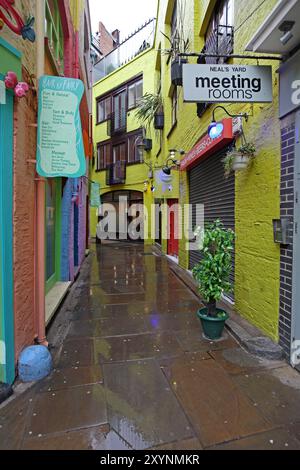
[183,64,273,103]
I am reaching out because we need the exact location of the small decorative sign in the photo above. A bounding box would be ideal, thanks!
[183,64,273,103]
[90,182,101,208]
[0,80,6,104]
[36,76,86,178]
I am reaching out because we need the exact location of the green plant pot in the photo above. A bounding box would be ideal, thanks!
[197,308,229,340]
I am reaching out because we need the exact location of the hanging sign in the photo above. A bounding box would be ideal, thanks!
[180,118,233,171]
[36,76,86,178]
[90,182,101,208]
[183,64,273,103]
[0,80,6,104]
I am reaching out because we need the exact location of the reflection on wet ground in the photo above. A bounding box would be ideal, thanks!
[1,242,300,450]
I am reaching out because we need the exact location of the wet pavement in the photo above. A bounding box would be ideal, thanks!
[1,242,300,450]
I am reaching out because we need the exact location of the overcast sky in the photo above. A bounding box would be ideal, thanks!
[89,0,158,40]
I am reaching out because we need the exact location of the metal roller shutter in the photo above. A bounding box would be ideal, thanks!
[189,147,235,301]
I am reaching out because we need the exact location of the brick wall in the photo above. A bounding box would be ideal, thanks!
[0,0,38,361]
[279,114,296,357]
[98,22,117,56]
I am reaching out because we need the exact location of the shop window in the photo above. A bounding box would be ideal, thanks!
[128,132,144,163]
[204,0,234,65]
[128,79,143,110]
[45,0,64,74]
[96,142,111,170]
[97,96,111,123]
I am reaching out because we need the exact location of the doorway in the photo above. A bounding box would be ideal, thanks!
[0,84,15,384]
[291,109,300,368]
[167,199,179,258]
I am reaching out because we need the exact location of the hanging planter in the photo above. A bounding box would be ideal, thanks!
[154,112,164,130]
[223,142,256,178]
[171,58,188,86]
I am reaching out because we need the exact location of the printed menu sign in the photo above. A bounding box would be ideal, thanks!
[36,76,86,178]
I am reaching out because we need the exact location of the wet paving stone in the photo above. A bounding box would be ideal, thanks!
[104,359,194,450]
[27,385,107,437]
[22,425,132,450]
[58,333,183,367]
[233,366,300,425]
[68,316,148,338]
[150,438,203,450]
[144,313,200,332]
[162,357,271,447]
[209,348,286,376]
[175,328,238,353]
[0,388,37,450]
[2,241,300,450]
[208,428,300,450]
[38,365,103,392]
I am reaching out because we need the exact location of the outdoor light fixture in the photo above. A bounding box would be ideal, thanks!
[279,21,295,46]
[208,105,249,140]
[162,149,184,175]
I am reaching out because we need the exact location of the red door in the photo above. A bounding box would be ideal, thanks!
[168,199,179,257]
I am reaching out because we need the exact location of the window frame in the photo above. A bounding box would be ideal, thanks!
[171,86,178,127]
[128,79,143,111]
[96,141,111,171]
[204,0,234,65]
[45,0,64,74]
[96,96,112,124]
[127,131,144,164]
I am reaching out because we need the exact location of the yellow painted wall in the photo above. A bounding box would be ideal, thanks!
[91,0,281,341]
[153,0,281,341]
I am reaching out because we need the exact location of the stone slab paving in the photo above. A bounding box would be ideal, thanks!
[1,242,300,450]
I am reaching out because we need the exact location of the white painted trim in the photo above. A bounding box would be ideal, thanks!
[245,0,298,52]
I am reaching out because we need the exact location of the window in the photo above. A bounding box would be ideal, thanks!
[96,143,111,170]
[113,90,127,132]
[204,0,234,64]
[171,0,178,43]
[128,133,144,163]
[45,0,64,74]
[128,79,143,110]
[97,96,111,123]
[171,87,178,126]
[113,143,126,163]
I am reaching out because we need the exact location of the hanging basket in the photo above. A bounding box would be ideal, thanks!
[231,153,251,171]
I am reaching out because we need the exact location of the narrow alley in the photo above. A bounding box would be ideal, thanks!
[1,242,300,451]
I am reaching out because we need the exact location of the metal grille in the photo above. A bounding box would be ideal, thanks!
[189,148,235,300]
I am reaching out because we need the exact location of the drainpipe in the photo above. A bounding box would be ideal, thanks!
[35,0,47,346]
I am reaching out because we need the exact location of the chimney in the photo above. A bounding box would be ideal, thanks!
[112,29,120,46]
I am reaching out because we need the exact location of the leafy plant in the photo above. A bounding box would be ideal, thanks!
[135,93,163,129]
[222,141,256,177]
[192,220,235,317]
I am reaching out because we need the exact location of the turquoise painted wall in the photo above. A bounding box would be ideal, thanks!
[0,79,15,384]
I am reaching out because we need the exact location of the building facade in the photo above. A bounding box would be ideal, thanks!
[0,0,92,385]
[91,0,300,361]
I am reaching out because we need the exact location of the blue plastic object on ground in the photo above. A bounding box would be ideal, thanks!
[18,346,52,383]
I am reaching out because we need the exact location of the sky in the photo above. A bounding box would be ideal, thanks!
[89,0,158,40]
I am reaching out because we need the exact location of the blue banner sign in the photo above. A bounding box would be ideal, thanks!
[36,76,86,178]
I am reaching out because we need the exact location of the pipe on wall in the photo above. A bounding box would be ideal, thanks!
[35,0,47,346]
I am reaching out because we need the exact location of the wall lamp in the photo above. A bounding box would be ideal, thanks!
[279,21,295,46]
[208,105,249,140]
[162,149,185,175]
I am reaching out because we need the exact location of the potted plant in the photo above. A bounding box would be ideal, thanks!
[223,142,256,177]
[135,92,164,130]
[192,220,235,340]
